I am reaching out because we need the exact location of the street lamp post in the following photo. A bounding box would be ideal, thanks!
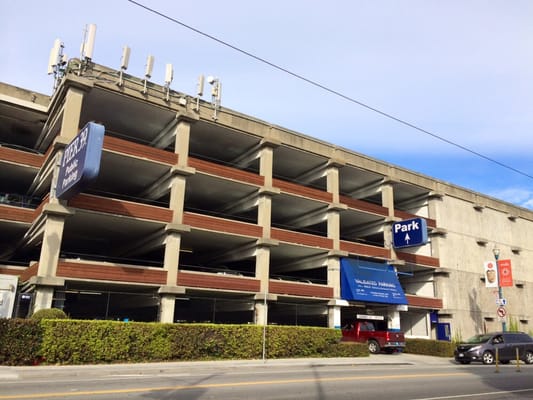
[493,247,506,332]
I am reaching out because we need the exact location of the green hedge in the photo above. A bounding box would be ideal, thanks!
[404,338,455,357]
[2,318,457,365]
[36,320,364,365]
[0,318,42,365]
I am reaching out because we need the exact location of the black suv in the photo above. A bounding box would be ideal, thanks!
[455,332,533,365]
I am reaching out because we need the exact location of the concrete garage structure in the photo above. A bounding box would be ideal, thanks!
[0,60,531,340]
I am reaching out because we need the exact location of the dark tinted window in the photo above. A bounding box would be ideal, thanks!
[504,333,532,343]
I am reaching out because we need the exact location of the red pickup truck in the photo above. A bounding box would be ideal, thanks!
[341,319,406,354]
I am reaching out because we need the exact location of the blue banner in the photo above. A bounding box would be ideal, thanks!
[340,258,408,305]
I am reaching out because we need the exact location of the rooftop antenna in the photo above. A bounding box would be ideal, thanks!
[79,23,96,75]
[195,75,205,111]
[164,63,173,101]
[47,38,67,91]
[117,45,130,87]
[207,76,222,120]
[142,55,154,94]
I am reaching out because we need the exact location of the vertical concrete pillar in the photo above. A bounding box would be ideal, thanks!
[159,295,175,323]
[255,245,270,297]
[259,142,275,188]
[327,210,341,249]
[158,118,195,323]
[174,120,191,163]
[328,305,342,329]
[257,194,272,238]
[382,178,397,258]
[33,86,86,313]
[253,139,280,325]
[427,191,444,259]
[327,256,341,298]
[325,162,346,302]
[388,309,401,331]
[254,297,268,326]
[169,174,189,224]
[59,87,85,141]
[254,245,277,326]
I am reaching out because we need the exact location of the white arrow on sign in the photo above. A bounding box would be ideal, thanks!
[405,233,410,244]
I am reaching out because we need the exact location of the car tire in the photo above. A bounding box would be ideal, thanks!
[368,340,380,354]
[524,351,533,365]
[482,351,495,365]
[459,360,471,364]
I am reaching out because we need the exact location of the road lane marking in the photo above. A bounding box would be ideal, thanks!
[0,372,470,399]
[413,388,533,399]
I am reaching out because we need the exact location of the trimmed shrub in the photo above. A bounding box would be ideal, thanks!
[0,318,42,365]
[404,338,455,357]
[37,320,351,365]
[30,308,67,321]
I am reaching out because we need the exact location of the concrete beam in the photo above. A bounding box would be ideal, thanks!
[230,143,261,168]
[205,242,257,265]
[219,192,258,214]
[283,207,328,229]
[137,172,172,200]
[347,178,384,199]
[294,162,328,185]
[150,117,178,149]
[275,253,328,273]
[344,219,385,238]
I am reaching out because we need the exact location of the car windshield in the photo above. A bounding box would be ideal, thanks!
[465,334,492,344]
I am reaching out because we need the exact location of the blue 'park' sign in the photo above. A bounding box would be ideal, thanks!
[392,217,428,248]
[56,122,105,200]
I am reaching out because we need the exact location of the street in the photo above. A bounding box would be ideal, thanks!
[1,354,533,399]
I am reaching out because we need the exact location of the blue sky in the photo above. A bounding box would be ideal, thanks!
[2,1,532,209]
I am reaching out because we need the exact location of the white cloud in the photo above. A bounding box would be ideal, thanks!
[489,188,533,210]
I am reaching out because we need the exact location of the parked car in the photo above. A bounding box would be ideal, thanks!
[341,319,405,354]
[454,332,533,365]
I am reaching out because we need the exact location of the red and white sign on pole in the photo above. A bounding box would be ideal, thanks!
[498,259,513,287]
[497,306,506,318]
[484,261,499,288]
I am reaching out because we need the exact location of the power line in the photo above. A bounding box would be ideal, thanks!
[126,0,533,181]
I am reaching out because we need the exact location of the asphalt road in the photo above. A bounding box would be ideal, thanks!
[1,354,533,400]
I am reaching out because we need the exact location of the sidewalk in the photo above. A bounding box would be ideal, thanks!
[0,353,453,380]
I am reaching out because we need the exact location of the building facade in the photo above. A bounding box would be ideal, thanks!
[0,60,531,340]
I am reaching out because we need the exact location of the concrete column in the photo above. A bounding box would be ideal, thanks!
[163,231,181,286]
[388,309,401,331]
[31,88,85,313]
[31,203,72,312]
[159,295,176,324]
[327,210,341,250]
[257,194,272,238]
[382,179,397,258]
[60,87,85,141]
[255,245,270,294]
[33,286,55,313]
[36,206,71,277]
[174,120,191,162]
[158,119,195,323]
[259,143,275,188]
[169,175,188,224]
[326,165,341,204]
[327,255,342,298]
[158,225,189,324]
[328,305,342,329]
[427,192,444,259]
[254,297,268,326]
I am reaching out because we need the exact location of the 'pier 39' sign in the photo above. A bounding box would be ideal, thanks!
[56,122,105,200]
